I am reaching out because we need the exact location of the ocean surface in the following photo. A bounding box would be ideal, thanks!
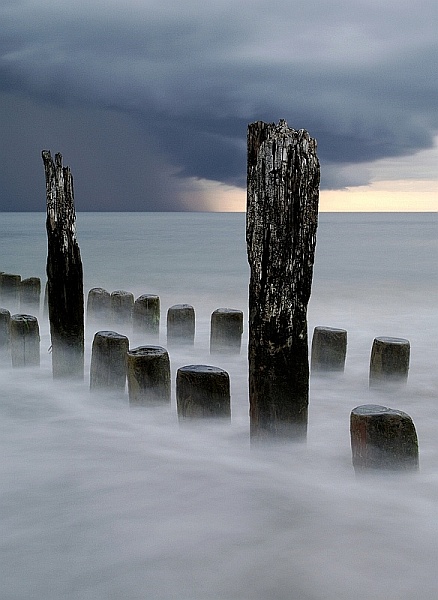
[0,211,437,600]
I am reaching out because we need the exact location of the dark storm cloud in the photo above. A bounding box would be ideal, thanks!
[1,0,437,210]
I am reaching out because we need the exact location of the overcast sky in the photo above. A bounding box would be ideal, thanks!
[1,0,437,211]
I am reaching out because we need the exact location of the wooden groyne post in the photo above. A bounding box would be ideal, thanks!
[133,294,160,338]
[10,314,40,368]
[127,346,171,406]
[246,120,320,440]
[0,274,21,312]
[20,277,41,314]
[369,337,410,388]
[90,330,129,392]
[87,288,111,324]
[42,151,84,379]
[311,326,347,373]
[0,308,11,359]
[167,304,195,347]
[210,308,243,355]
[176,365,231,420]
[350,404,419,472]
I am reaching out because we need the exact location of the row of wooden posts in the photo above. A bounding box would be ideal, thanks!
[0,270,413,396]
[91,335,231,420]
[313,326,418,470]
[34,132,420,474]
[87,288,245,354]
[0,275,417,475]
[0,275,250,357]
[0,274,244,352]
[0,273,411,383]
[0,273,41,314]
[0,308,419,472]
[92,331,419,473]
[0,282,411,386]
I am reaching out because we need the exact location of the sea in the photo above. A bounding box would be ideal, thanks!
[0,211,437,600]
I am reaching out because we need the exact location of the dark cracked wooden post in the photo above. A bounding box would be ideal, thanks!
[246,120,320,440]
[42,151,84,379]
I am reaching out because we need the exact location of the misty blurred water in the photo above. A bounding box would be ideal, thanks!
[0,212,437,600]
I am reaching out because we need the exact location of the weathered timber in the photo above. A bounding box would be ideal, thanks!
[350,404,419,472]
[111,290,134,329]
[176,365,231,420]
[167,304,195,346]
[210,308,243,355]
[127,346,171,406]
[246,119,319,440]
[0,273,21,311]
[133,294,160,337]
[0,308,11,359]
[311,326,347,373]
[43,281,49,318]
[10,314,40,367]
[42,151,84,379]
[369,336,410,388]
[90,330,129,392]
[20,277,41,314]
[87,288,111,324]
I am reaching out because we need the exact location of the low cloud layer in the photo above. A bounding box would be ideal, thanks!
[1,0,437,210]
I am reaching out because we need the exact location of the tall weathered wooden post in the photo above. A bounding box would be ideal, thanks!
[246,120,319,440]
[42,151,84,379]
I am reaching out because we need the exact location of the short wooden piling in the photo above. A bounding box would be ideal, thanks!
[87,288,111,324]
[90,330,129,392]
[311,326,347,373]
[176,365,231,420]
[127,346,171,406]
[20,277,41,314]
[133,294,160,337]
[167,304,195,346]
[247,119,320,440]
[369,337,410,388]
[111,291,134,327]
[0,308,11,358]
[0,274,21,310]
[10,314,40,367]
[350,404,419,472]
[210,308,243,354]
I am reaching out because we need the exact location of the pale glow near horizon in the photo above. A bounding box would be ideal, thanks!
[182,178,437,212]
[320,179,438,212]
